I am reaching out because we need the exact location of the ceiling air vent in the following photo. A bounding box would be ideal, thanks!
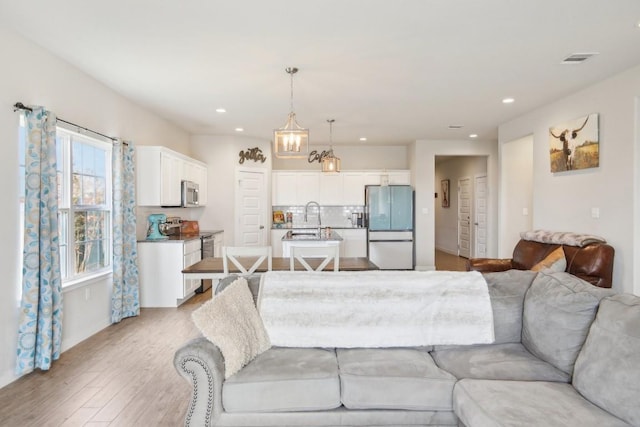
[561,52,598,64]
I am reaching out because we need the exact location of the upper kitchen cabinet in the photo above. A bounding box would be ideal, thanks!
[272,170,411,206]
[343,172,365,205]
[272,171,319,205]
[319,173,343,205]
[136,146,208,207]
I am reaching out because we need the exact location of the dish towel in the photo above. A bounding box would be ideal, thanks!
[258,270,494,348]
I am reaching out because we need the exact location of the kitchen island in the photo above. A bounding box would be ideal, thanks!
[281,228,343,257]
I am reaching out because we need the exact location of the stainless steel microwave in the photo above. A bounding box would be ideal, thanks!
[181,180,199,207]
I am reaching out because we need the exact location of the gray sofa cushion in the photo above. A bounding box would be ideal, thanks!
[521,271,613,375]
[573,294,640,426]
[337,348,456,411]
[453,379,630,427]
[431,343,569,382]
[216,274,261,304]
[222,347,341,412]
[483,270,537,343]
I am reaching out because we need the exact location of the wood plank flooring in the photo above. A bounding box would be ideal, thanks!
[435,249,468,271]
[0,291,210,427]
[0,254,467,427]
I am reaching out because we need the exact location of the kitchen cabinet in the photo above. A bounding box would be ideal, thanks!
[271,229,289,257]
[388,171,411,185]
[189,163,208,207]
[138,239,202,307]
[136,146,208,207]
[272,172,298,205]
[213,231,224,257]
[272,170,411,207]
[343,172,366,205]
[319,173,343,205]
[183,240,202,296]
[340,228,367,257]
[272,171,319,205]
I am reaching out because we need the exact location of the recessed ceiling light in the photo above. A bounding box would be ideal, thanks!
[359,137,367,142]
[502,97,515,104]
[215,108,226,113]
[235,127,244,132]
[469,134,478,138]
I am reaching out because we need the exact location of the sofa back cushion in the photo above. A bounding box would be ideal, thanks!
[573,294,640,426]
[483,270,537,343]
[521,272,613,375]
[511,239,614,288]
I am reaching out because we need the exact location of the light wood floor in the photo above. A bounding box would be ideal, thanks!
[0,254,468,427]
[0,291,211,427]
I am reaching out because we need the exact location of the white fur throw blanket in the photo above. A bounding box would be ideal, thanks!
[257,271,494,348]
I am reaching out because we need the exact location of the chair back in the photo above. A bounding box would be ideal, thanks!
[222,246,272,275]
[290,245,339,272]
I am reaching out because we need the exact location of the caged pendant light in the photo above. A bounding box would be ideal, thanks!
[273,67,309,158]
[321,119,341,173]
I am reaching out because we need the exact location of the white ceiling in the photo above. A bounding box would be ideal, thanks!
[2,0,640,146]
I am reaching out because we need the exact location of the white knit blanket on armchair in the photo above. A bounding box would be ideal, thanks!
[257,270,495,348]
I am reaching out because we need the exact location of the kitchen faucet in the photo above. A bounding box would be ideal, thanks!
[304,201,322,234]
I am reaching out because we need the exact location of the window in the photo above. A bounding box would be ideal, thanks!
[19,116,112,285]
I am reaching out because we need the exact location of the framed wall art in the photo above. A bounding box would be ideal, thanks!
[441,179,450,208]
[549,113,599,172]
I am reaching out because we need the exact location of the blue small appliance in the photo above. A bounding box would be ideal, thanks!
[147,213,169,240]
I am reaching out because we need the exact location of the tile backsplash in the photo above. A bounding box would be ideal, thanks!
[273,205,365,228]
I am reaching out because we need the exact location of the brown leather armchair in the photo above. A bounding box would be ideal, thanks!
[467,239,614,288]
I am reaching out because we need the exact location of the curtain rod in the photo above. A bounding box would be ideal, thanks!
[13,102,122,143]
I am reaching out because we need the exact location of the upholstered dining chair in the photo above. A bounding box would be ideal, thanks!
[289,245,340,272]
[222,246,272,275]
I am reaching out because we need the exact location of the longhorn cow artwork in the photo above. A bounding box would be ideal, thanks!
[549,113,599,172]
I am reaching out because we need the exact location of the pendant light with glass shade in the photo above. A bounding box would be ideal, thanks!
[273,67,309,158]
[322,119,341,172]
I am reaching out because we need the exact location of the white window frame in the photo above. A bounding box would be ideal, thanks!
[57,125,113,285]
[18,116,113,289]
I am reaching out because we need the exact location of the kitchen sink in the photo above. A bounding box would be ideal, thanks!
[286,230,320,240]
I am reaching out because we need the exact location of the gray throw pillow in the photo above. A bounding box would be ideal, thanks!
[483,270,537,343]
[216,274,261,304]
[521,272,613,375]
[573,294,640,426]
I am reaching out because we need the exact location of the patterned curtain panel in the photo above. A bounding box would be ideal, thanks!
[16,107,63,375]
[111,140,140,323]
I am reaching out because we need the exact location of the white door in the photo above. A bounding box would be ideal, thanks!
[458,177,471,258]
[235,168,267,246]
[474,175,488,258]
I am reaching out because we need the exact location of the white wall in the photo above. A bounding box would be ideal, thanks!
[499,64,640,294]
[0,27,190,388]
[272,145,408,170]
[435,156,488,255]
[411,140,499,270]
[190,134,272,246]
[499,135,533,257]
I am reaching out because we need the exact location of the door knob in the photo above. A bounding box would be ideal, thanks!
[259,225,264,229]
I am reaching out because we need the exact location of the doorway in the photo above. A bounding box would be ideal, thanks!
[235,167,268,246]
[434,155,488,262]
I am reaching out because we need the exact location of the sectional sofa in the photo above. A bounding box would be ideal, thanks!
[174,269,639,426]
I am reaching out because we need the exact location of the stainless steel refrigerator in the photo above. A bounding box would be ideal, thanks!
[365,185,415,269]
